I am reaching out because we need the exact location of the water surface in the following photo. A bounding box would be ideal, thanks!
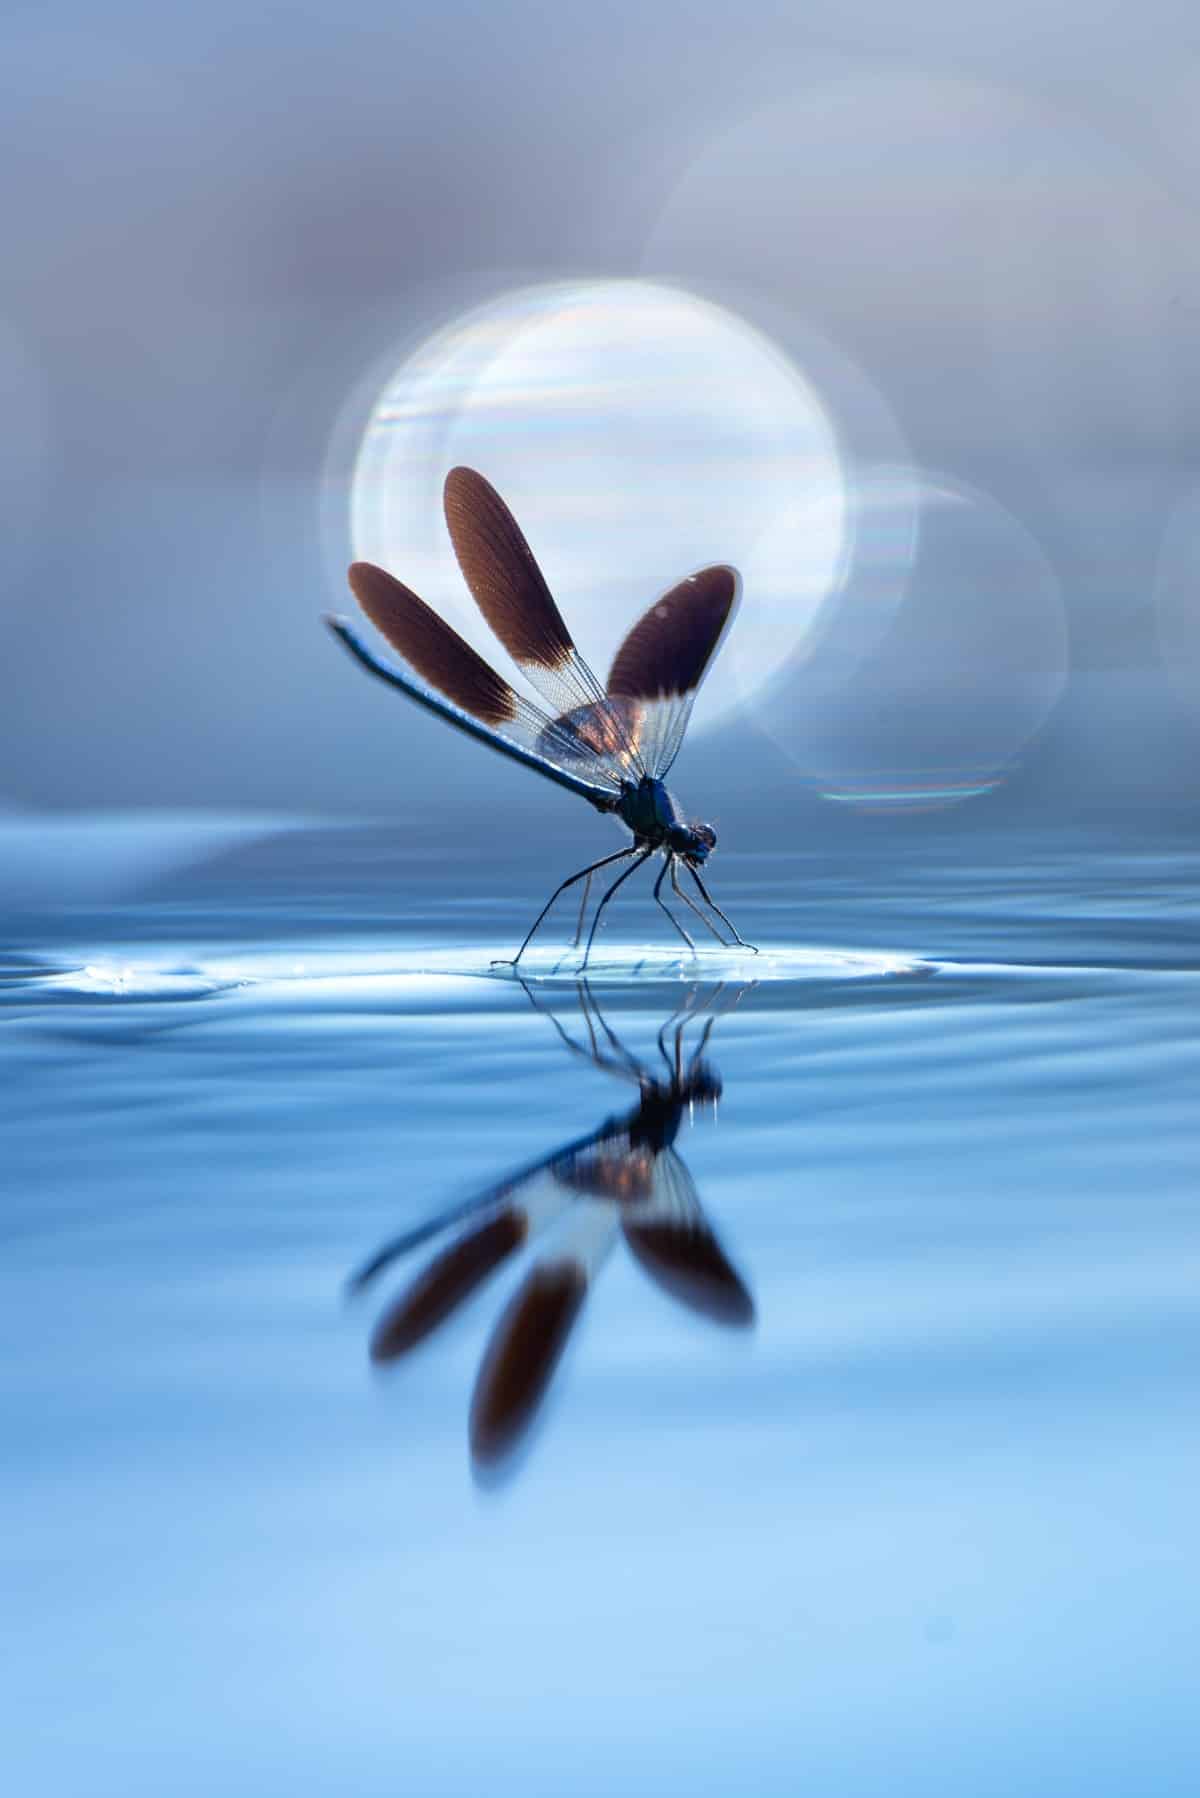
[3,819,1198,1795]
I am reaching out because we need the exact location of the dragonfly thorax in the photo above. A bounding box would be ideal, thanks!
[618,776,716,864]
[631,1063,722,1154]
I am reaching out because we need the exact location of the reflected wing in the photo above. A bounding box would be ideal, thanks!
[469,1256,589,1467]
[331,562,631,802]
[551,1133,656,1203]
[470,1166,622,1469]
[369,1206,528,1361]
[607,566,740,778]
[443,467,646,782]
[347,1120,608,1297]
[353,1107,634,1357]
[621,1148,754,1326]
[362,1149,595,1364]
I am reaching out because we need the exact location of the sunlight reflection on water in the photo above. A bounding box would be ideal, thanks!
[4,942,934,1002]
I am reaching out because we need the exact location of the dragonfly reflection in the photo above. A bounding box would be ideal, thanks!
[349,982,754,1477]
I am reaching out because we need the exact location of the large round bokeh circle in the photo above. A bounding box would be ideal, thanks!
[349,279,846,730]
[757,472,1069,811]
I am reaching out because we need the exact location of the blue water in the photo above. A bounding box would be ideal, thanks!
[3,818,1199,1795]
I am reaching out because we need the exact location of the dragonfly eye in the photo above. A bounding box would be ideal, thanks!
[687,822,716,862]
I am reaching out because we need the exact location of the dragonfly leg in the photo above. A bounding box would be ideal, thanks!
[685,865,759,954]
[577,979,601,1059]
[517,976,642,1083]
[572,871,593,947]
[580,847,653,970]
[495,847,635,968]
[652,858,696,955]
[670,857,729,946]
[580,979,646,1079]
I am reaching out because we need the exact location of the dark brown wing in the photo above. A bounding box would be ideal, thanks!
[607,565,740,777]
[368,1208,528,1362]
[442,467,575,674]
[339,561,627,799]
[443,467,645,778]
[349,560,517,726]
[468,1258,588,1467]
[608,565,740,699]
[621,1149,754,1326]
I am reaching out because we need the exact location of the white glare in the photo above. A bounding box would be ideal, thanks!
[350,280,846,729]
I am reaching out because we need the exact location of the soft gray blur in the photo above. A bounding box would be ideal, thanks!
[4,0,1200,826]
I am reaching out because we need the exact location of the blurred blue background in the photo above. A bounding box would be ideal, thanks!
[3,0,1200,835]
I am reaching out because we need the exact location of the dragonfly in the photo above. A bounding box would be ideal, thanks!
[348,980,754,1477]
[325,466,757,967]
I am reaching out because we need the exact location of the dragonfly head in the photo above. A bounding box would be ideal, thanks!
[670,821,716,866]
[686,1060,723,1108]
